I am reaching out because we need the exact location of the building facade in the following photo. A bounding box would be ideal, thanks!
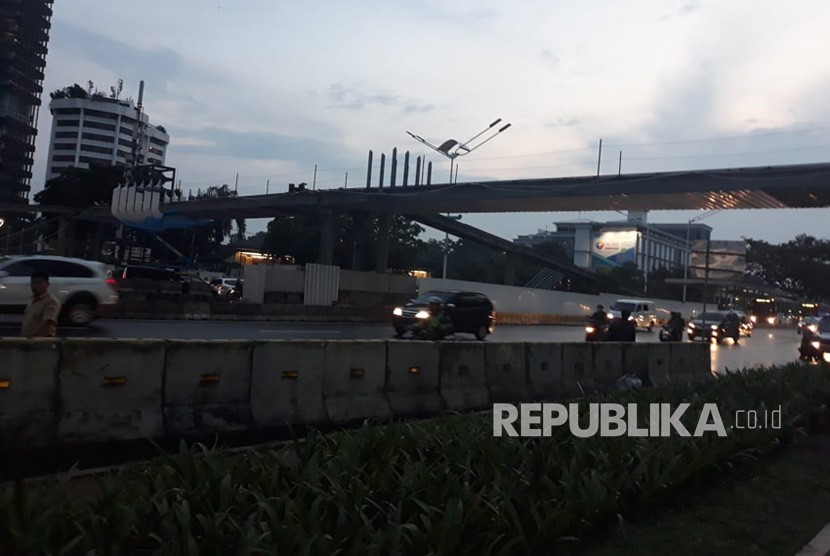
[45,92,170,181]
[515,219,714,273]
[0,0,53,202]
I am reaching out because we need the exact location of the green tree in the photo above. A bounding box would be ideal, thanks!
[746,235,830,299]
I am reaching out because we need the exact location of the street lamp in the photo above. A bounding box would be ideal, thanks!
[683,210,721,303]
[442,214,462,278]
[406,117,512,184]
[407,119,510,280]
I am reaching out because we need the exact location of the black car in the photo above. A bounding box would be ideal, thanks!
[392,290,495,340]
[687,310,741,343]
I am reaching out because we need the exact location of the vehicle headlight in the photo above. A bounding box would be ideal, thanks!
[607,313,614,319]
[767,316,776,325]
[585,326,595,333]
[415,310,430,319]
[812,341,821,349]
[808,324,818,333]
[750,315,757,323]
[712,330,718,336]
[689,323,696,328]
[710,324,718,330]
[393,307,403,316]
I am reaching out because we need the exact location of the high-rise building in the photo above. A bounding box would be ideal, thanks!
[0,0,53,203]
[44,88,170,181]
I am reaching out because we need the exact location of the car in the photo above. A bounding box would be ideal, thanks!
[607,298,658,331]
[687,310,741,343]
[115,265,192,297]
[210,277,241,296]
[0,255,119,326]
[733,310,754,337]
[392,290,495,340]
[798,316,821,335]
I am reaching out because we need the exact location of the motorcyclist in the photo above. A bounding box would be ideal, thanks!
[417,296,454,340]
[589,304,609,327]
[799,319,822,362]
[665,311,685,340]
[605,309,636,342]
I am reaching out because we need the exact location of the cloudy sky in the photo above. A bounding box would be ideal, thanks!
[32,0,830,244]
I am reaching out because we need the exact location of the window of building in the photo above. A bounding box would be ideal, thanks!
[83,109,118,120]
[78,155,111,164]
[82,132,113,143]
[53,143,76,151]
[118,138,132,147]
[149,137,168,147]
[82,120,116,132]
[52,155,76,162]
[54,131,77,139]
[80,144,114,155]
[53,108,81,115]
[56,119,80,127]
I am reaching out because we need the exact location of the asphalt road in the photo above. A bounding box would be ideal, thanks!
[0,316,806,374]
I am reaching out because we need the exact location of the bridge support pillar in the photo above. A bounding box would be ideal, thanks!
[318,211,336,265]
[374,213,392,273]
[503,252,516,286]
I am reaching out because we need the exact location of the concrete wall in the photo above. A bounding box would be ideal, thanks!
[244,264,305,303]
[0,338,712,452]
[417,277,707,321]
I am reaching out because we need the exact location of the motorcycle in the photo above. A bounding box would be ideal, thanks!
[659,324,684,342]
[799,333,826,363]
[585,321,608,342]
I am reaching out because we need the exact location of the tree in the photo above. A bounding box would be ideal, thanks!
[746,235,830,299]
[262,213,426,270]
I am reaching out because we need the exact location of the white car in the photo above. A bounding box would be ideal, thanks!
[607,298,658,331]
[210,277,240,296]
[0,255,120,326]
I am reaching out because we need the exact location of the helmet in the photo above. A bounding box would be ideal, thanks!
[597,304,604,310]
[428,296,443,304]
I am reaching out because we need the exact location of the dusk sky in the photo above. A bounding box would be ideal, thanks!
[32,0,830,244]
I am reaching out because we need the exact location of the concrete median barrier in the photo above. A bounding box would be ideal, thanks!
[561,343,593,398]
[438,343,489,411]
[164,340,254,435]
[623,343,651,382]
[526,342,564,401]
[647,343,673,385]
[57,339,165,444]
[591,343,624,392]
[386,341,443,416]
[485,343,527,402]
[250,341,328,429]
[673,342,713,382]
[0,339,58,450]
[323,341,391,424]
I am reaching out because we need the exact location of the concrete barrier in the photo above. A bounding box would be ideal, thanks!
[623,343,651,380]
[0,339,58,449]
[647,343,673,385]
[438,343,489,411]
[58,339,165,443]
[386,341,443,416]
[525,342,564,401]
[250,341,328,429]
[561,343,593,397]
[591,343,625,392]
[676,342,713,382]
[485,343,527,402]
[163,340,254,435]
[323,341,391,424]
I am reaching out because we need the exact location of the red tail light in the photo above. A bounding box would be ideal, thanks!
[105,278,117,288]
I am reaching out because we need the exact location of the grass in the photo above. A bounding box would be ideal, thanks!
[584,432,830,556]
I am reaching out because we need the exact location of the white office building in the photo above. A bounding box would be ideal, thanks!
[44,94,170,181]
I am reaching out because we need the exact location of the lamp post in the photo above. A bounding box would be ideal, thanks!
[407,118,511,280]
[442,214,462,278]
[683,210,721,303]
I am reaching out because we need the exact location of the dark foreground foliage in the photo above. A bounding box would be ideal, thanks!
[2,363,829,555]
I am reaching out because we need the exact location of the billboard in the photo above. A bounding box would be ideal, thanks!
[592,230,638,265]
[690,240,746,279]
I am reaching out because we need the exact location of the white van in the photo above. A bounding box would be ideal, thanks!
[608,298,658,331]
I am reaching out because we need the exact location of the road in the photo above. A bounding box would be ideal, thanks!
[0,317,805,374]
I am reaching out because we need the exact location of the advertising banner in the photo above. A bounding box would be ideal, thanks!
[690,240,746,279]
[593,230,638,265]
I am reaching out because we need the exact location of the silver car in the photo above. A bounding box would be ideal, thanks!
[0,255,120,326]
